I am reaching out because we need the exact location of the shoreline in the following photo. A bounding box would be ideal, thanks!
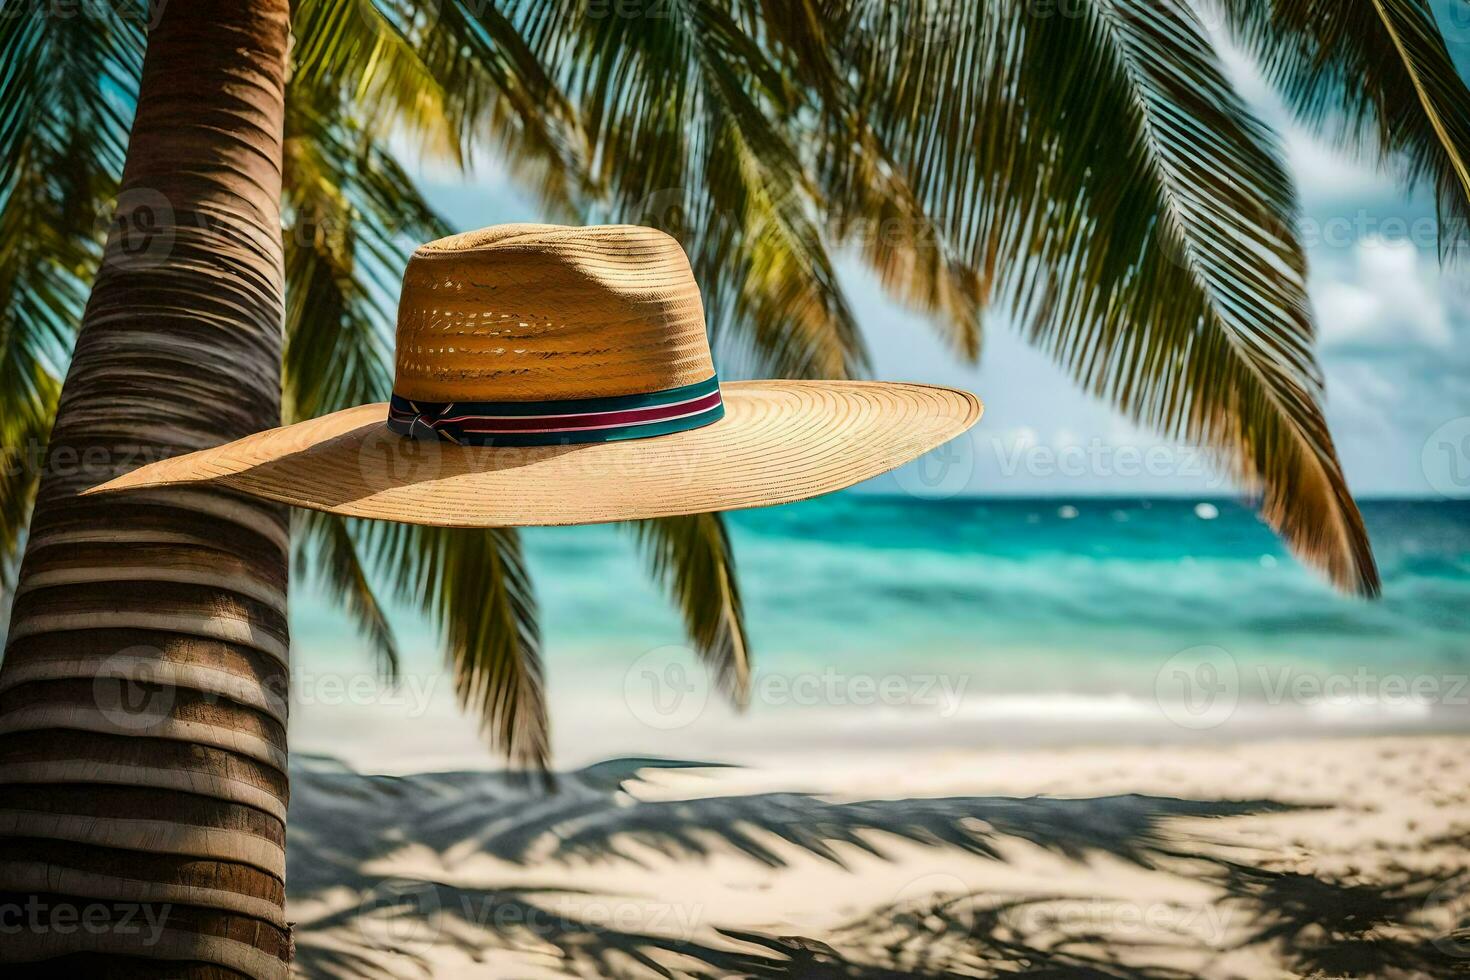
[291,684,1470,775]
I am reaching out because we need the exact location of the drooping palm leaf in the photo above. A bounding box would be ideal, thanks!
[629,515,751,703]
[409,0,589,213]
[0,3,142,592]
[1216,0,1470,258]
[1045,0,1379,593]
[291,0,461,160]
[370,521,549,768]
[293,0,589,206]
[0,372,57,598]
[0,4,136,400]
[766,1,987,360]
[513,0,868,379]
[826,0,1379,594]
[293,511,401,677]
[816,1,1008,322]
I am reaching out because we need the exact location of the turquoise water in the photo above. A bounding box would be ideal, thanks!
[517,495,1469,680]
[290,495,1470,762]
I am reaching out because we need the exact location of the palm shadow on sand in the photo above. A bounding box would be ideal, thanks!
[286,757,1470,979]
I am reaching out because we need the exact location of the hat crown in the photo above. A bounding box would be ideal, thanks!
[392,224,714,403]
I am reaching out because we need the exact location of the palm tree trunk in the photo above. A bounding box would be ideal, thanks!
[0,2,293,976]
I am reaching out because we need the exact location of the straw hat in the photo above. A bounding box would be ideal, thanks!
[88,224,982,526]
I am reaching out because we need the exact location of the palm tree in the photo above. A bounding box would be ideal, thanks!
[0,3,295,975]
[0,0,1466,973]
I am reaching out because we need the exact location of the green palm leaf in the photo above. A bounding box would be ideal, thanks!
[1042,0,1379,594]
[769,1,986,360]
[514,0,868,379]
[630,515,751,703]
[828,0,1379,594]
[294,511,401,678]
[1216,0,1470,258]
[293,0,588,205]
[1103,0,1375,593]
[413,0,589,212]
[0,372,57,599]
[292,0,460,159]
[282,90,449,421]
[0,3,141,585]
[371,521,549,768]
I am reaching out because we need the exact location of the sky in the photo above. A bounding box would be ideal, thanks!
[406,13,1470,500]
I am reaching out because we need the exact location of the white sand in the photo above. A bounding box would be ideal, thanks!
[286,734,1470,978]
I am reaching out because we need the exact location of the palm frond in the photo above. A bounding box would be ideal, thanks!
[0,370,57,598]
[1216,0,1470,258]
[0,3,142,575]
[1059,0,1378,593]
[766,2,986,360]
[830,0,1378,594]
[281,90,450,421]
[0,5,138,422]
[412,0,589,213]
[293,511,400,677]
[291,0,461,160]
[629,515,751,704]
[293,0,589,209]
[368,521,549,768]
[512,0,868,379]
[1046,0,1377,593]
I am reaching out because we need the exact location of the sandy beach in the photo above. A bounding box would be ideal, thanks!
[274,498,1470,977]
[285,733,1470,978]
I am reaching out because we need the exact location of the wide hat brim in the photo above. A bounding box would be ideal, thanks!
[86,381,982,526]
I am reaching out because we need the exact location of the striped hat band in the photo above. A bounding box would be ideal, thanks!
[387,374,724,447]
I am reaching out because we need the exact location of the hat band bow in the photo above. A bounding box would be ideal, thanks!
[386,374,724,447]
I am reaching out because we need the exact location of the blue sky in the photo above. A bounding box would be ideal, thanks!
[407,16,1470,499]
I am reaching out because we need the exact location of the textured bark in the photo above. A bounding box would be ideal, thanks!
[0,2,293,976]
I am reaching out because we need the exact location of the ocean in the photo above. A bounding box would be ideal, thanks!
[290,495,1470,769]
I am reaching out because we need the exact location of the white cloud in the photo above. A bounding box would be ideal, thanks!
[1210,32,1275,108]
[1285,131,1396,204]
[1314,236,1454,351]
[1321,361,1399,436]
